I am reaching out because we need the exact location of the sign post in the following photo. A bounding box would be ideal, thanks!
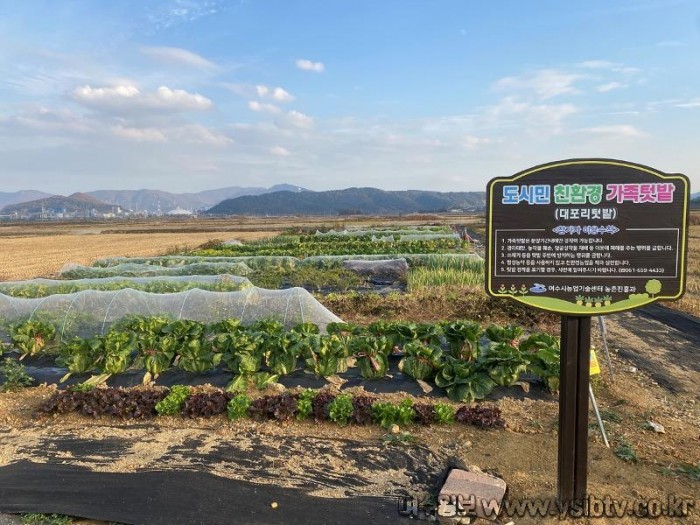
[485,159,690,504]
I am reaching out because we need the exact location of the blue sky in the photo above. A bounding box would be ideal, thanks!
[0,0,698,193]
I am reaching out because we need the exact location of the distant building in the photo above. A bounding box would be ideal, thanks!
[166,207,193,216]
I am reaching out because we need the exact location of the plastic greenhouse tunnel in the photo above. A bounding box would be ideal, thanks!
[0,287,342,342]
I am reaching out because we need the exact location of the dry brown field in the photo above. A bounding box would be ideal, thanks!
[0,215,480,281]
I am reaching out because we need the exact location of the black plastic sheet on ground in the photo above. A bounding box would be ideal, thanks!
[0,461,405,525]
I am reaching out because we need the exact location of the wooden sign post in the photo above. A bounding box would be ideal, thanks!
[485,159,690,504]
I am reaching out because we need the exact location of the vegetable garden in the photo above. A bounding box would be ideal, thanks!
[0,226,555,405]
[4,222,696,525]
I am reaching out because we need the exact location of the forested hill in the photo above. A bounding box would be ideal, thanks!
[206,187,485,215]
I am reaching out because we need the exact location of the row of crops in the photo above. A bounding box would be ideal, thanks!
[3,317,560,403]
[40,385,505,429]
[190,233,470,257]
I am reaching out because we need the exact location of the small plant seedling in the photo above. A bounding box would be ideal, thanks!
[295,389,316,420]
[227,394,251,421]
[0,358,33,392]
[328,394,354,426]
[433,403,455,424]
[155,385,191,416]
[382,432,416,445]
[614,440,638,463]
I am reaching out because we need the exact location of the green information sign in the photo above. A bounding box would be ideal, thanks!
[486,159,690,315]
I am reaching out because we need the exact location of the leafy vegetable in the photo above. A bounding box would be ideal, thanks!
[155,385,191,415]
[371,399,415,428]
[0,358,33,392]
[441,321,481,360]
[521,333,560,393]
[479,342,529,387]
[9,321,56,358]
[351,335,391,379]
[328,394,354,426]
[399,341,443,381]
[434,357,496,403]
[227,394,251,420]
[433,403,456,424]
[295,389,317,420]
[455,405,504,428]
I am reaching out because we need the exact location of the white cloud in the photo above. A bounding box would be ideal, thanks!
[248,101,281,114]
[270,145,291,156]
[111,123,230,145]
[463,134,492,150]
[296,58,324,72]
[72,85,213,113]
[579,124,648,139]
[141,46,220,71]
[275,110,314,130]
[596,82,625,92]
[577,60,640,75]
[494,69,581,99]
[1,107,94,135]
[256,85,295,102]
[112,125,167,142]
[170,124,232,145]
[675,99,700,109]
[485,97,578,131]
[280,110,314,129]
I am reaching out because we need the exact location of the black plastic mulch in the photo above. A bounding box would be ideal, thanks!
[0,461,405,525]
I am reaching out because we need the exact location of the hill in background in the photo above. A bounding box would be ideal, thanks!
[88,184,307,213]
[0,190,53,210]
[1,193,120,216]
[206,187,486,216]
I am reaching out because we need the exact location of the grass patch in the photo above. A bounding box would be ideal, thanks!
[21,514,73,525]
[614,440,638,463]
[600,410,622,423]
[662,463,700,481]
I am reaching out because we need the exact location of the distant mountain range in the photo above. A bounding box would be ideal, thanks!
[0,184,308,215]
[0,190,53,209]
[207,188,485,216]
[1,192,119,215]
[3,184,690,217]
[88,184,307,212]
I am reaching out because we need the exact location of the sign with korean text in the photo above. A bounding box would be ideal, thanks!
[486,159,690,315]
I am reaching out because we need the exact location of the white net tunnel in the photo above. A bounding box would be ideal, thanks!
[0,287,342,341]
[60,261,254,279]
[0,275,252,297]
